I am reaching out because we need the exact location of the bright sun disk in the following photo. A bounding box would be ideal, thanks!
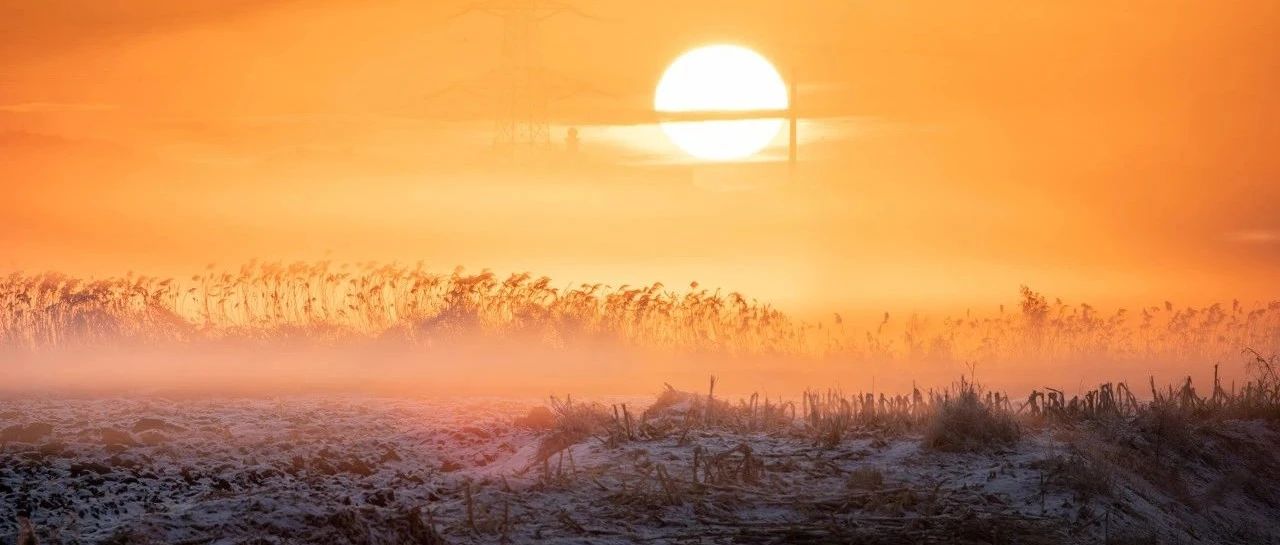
[654,45,788,161]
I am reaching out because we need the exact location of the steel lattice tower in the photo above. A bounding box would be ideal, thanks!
[458,1,584,150]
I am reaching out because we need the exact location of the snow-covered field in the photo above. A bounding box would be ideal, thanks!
[2,395,1278,544]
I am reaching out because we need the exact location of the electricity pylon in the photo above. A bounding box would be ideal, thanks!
[448,1,601,151]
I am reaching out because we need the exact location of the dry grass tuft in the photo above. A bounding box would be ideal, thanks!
[1032,452,1113,502]
[923,378,1021,451]
[845,466,885,490]
[528,395,625,475]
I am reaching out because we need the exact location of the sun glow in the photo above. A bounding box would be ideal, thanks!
[654,45,789,161]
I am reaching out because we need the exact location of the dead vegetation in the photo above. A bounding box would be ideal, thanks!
[5,265,1280,543]
[506,360,1280,541]
[1032,451,1113,503]
[3,267,1279,377]
[528,351,1280,466]
[7,365,1280,545]
[922,378,1021,451]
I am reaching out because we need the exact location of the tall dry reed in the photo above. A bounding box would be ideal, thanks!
[2,264,1278,373]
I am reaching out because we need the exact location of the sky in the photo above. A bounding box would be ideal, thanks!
[2,0,1278,317]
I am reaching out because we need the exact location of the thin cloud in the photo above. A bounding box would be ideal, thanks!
[1227,230,1280,243]
[0,102,119,113]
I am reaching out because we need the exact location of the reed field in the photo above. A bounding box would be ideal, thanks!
[3,262,1278,371]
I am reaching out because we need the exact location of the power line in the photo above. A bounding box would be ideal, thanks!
[446,0,600,151]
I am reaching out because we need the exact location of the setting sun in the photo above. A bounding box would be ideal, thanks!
[654,45,789,161]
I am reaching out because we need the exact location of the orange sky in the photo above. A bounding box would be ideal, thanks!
[2,0,1278,316]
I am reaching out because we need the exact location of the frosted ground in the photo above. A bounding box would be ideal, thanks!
[2,393,1278,544]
